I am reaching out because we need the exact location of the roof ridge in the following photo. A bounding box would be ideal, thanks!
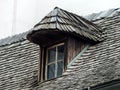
[0,31,29,47]
[1,7,114,46]
[85,7,120,21]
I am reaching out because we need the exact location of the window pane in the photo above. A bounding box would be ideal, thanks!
[58,45,64,60]
[57,61,63,77]
[48,47,56,63]
[47,64,55,79]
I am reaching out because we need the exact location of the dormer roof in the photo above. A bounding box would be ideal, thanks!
[27,7,104,42]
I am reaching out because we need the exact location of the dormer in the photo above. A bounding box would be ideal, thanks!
[27,7,103,82]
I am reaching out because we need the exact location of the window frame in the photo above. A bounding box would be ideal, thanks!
[45,43,65,80]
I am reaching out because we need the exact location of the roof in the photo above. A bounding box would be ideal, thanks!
[1,7,120,90]
[28,7,103,42]
[0,7,119,47]
[0,31,28,47]
[33,12,120,90]
[85,8,120,21]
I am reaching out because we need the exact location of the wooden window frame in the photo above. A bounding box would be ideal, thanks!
[45,43,64,80]
[39,36,85,82]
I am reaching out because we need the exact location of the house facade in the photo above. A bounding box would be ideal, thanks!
[0,7,120,90]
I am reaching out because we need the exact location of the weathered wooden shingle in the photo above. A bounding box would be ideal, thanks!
[0,7,120,90]
[28,7,104,42]
[2,8,120,47]
[33,13,120,90]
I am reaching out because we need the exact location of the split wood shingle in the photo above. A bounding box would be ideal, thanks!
[30,7,104,42]
[0,7,120,90]
[1,7,120,46]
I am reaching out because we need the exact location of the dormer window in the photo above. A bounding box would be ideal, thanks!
[27,7,103,82]
[46,43,64,80]
[33,37,86,82]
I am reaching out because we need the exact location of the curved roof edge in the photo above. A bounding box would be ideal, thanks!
[1,7,119,47]
[27,7,104,42]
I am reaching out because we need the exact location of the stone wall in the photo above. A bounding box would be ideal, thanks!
[0,40,39,90]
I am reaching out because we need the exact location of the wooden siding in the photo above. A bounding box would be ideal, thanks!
[67,37,85,64]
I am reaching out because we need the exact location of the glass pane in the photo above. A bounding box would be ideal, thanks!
[58,45,64,60]
[57,61,63,77]
[48,47,56,63]
[47,64,55,79]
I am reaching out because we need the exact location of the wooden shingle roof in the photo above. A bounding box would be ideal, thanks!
[34,11,120,90]
[28,7,104,42]
[0,7,109,47]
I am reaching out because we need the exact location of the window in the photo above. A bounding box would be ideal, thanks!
[46,43,64,80]
[39,37,85,81]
